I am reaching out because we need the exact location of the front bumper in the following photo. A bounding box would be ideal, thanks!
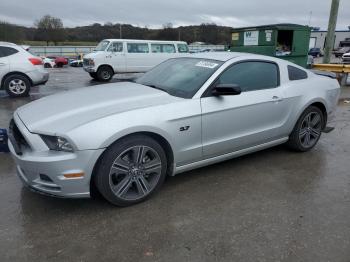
[83,66,96,73]
[8,116,104,198]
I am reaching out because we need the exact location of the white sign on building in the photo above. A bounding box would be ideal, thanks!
[244,31,259,46]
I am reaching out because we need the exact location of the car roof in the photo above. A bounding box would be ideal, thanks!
[103,39,188,44]
[0,41,19,47]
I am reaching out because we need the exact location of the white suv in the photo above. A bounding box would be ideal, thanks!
[0,42,49,97]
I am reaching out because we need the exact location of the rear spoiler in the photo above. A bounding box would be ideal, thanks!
[310,69,337,79]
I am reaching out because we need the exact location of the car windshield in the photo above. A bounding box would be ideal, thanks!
[95,40,110,51]
[136,57,223,98]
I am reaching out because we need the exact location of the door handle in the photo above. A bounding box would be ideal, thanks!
[272,96,284,102]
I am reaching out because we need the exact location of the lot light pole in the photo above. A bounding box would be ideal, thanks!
[323,0,340,63]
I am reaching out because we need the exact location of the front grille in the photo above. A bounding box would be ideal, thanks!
[9,119,30,155]
[83,58,90,66]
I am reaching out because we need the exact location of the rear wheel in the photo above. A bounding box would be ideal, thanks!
[95,135,167,206]
[97,66,113,82]
[44,63,52,68]
[287,106,324,152]
[4,74,31,98]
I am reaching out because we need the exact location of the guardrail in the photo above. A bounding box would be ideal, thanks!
[313,64,350,73]
[29,46,96,57]
[313,64,350,85]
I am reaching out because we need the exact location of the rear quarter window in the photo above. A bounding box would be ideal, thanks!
[0,46,18,58]
[288,65,308,81]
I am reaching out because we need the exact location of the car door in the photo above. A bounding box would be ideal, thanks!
[200,60,290,158]
[0,47,10,83]
[125,42,152,72]
[105,41,126,73]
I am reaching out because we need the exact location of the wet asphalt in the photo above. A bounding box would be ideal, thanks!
[0,67,350,262]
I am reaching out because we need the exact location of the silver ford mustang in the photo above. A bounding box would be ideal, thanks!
[8,53,340,206]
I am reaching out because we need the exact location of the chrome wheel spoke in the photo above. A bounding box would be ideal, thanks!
[299,128,308,138]
[111,158,130,173]
[304,132,311,146]
[144,160,161,174]
[310,128,320,139]
[135,176,151,196]
[112,176,132,197]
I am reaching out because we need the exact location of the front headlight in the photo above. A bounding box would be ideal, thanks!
[40,135,74,152]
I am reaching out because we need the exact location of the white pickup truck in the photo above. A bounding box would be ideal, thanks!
[83,39,189,81]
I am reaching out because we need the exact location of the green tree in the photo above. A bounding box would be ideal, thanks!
[35,15,65,45]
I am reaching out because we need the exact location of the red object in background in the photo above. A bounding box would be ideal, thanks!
[47,56,68,67]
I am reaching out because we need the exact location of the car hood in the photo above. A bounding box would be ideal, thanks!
[16,82,180,134]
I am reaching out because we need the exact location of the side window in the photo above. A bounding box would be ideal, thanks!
[177,44,189,53]
[216,61,279,92]
[107,42,123,52]
[288,65,308,81]
[127,43,149,53]
[0,47,18,57]
[151,44,161,53]
[162,44,175,53]
[151,44,176,53]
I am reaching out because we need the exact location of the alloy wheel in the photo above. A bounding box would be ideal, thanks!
[109,145,162,201]
[299,112,322,148]
[9,79,27,95]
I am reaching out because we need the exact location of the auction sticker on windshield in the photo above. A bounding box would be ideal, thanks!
[195,61,219,69]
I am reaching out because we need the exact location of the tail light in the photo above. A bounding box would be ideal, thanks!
[28,57,43,65]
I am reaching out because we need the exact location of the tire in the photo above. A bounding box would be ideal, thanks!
[287,106,324,152]
[89,72,98,80]
[97,66,113,82]
[95,135,167,206]
[4,74,31,98]
[56,62,63,68]
[44,63,51,68]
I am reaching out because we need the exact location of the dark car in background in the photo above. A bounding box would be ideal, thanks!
[333,47,350,58]
[308,47,323,57]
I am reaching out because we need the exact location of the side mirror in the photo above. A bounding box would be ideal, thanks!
[212,84,241,96]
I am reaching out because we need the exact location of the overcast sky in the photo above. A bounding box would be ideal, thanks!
[0,0,349,30]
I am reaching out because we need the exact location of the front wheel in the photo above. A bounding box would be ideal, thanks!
[287,106,324,152]
[95,135,167,206]
[97,66,113,82]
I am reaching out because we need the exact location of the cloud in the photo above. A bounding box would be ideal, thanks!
[0,0,349,30]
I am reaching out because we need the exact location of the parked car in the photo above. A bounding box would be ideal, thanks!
[47,56,68,67]
[83,39,189,81]
[70,59,83,67]
[342,52,350,64]
[8,53,340,206]
[333,47,350,58]
[42,57,56,68]
[308,47,323,57]
[0,42,49,97]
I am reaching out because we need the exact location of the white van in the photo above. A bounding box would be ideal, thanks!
[83,39,189,81]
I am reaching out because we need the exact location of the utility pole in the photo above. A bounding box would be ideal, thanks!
[119,24,122,39]
[323,0,340,63]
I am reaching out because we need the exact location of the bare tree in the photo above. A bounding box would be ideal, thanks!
[35,15,65,45]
